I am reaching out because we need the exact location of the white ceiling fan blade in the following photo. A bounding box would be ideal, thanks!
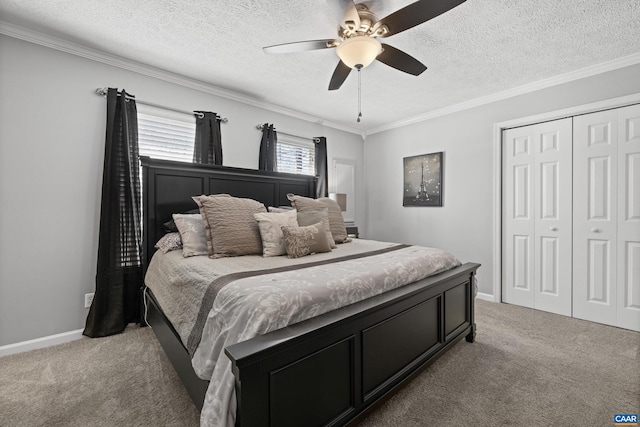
[263,39,340,54]
[327,0,361,32]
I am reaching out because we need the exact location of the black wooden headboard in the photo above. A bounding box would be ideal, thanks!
[140,156,317,268]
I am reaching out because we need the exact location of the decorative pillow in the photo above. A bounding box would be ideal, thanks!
[172,214,208,257]
[296,208,336,248]
[287,194,349,243]
[254,210,299,257]
[281,222,332,258]
[154,232,183,253]
[193,195,267,257]
[162,208,200,232]
[267,206,293,213]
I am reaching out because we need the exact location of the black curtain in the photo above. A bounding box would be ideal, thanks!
[84,88,142,338]
[193,111,222,165]
[315,136,328,198]
[258,123,277,171]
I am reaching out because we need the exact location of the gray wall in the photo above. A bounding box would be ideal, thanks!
[362,63,640,297]
[0,35,364,346]
[2,32,639,346]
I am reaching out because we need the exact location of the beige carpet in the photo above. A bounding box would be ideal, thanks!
[1,300,638,427]
[357,300,640,427]
[0,326,200,427]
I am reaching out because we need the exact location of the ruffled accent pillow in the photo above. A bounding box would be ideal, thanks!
[286,194,349,243]
[281,222,332,258]
[154,232,183,253]
[172,213,208,257]
[254,210,299,257]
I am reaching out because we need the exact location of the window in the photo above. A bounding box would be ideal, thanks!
[137,111,195,162]
[276,136,316,176]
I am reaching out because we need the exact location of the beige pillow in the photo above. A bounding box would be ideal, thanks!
[281,222,332,258]
[296,208,336,248]
[254,210,299,257]
[172,214,208,257]
[287,194,349,243]
[193,195,266,257]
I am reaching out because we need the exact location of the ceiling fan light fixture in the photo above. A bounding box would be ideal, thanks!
[336,36,382,69]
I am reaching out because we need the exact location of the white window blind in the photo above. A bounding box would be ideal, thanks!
[137,113,195,162]
[276,136,316,176]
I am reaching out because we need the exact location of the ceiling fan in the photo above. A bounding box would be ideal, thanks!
[263,0,467,91]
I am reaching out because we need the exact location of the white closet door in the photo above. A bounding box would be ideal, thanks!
[533,119,573,316]
[503,126,536,308]
[617,104,640,331]
[503,118,572,315]
[573,109,618,326]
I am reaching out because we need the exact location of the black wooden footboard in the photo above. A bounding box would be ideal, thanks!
[225,262,480,427]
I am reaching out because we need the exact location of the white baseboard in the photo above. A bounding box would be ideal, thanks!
[476,292,497,302]
[0,329,85,358]
[0,292,498,358]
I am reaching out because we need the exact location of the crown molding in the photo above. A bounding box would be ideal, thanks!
[3,20,637,141]
[0,20,366,138]
[366,51,640,136]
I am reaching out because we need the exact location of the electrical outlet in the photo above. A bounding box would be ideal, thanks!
[84,293,94,308]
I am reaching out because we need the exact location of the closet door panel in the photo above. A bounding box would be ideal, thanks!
[587,239,612,302]
[503,127,535,308]
[573,109,618,326]
[533,119,573,316]
[617,104,640,331]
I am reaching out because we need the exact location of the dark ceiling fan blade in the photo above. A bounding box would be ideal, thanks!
[328,61,352,90]
[263,39,340,54]
[327,0,361,31]
[377,44,427,76]
[375,0,466,38]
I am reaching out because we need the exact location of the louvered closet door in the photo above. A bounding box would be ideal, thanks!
[503,118,572,315]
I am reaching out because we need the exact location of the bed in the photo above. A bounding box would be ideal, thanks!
[140,156,480,427]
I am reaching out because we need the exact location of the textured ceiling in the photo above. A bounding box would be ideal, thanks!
[1,0,639,134]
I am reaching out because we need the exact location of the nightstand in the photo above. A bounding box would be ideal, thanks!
[345,226,359,238]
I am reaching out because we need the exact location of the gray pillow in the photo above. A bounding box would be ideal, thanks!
[172,214,208,257]
[296,208,336,248]
[287,194,349,243]
[281,222,332,258]
[193,195,266,258]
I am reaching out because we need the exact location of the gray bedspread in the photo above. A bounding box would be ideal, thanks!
[144,239,460,427]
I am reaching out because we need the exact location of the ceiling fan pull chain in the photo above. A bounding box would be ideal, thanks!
[357,65,362,123]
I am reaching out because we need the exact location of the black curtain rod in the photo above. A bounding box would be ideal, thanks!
[95,88,228,123]
[256,124,320,143]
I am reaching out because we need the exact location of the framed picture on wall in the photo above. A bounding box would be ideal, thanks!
[403,152,443,207]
